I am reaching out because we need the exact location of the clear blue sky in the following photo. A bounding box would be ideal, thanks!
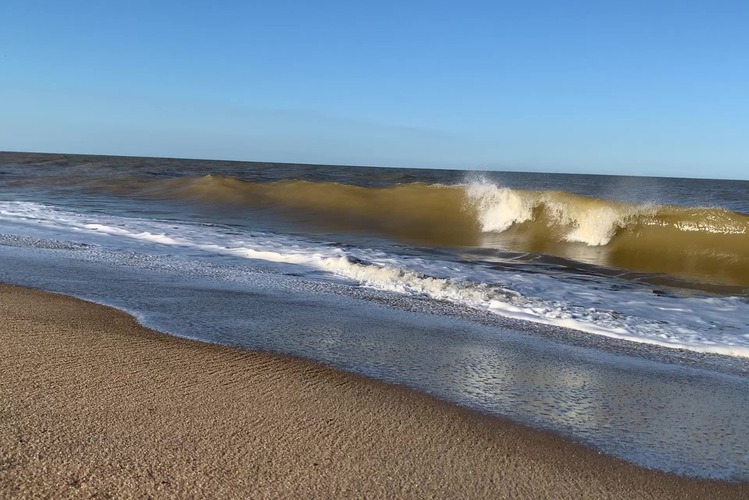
[1,1,747,179]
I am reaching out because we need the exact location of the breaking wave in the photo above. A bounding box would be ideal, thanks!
[102,175,749,287]
[2,200,749,358]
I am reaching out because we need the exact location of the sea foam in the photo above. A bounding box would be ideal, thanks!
[2,200,749,358]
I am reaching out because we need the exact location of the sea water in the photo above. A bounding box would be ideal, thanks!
[1,152,748,479]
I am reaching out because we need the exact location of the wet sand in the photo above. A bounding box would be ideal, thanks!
[0,284,746,499]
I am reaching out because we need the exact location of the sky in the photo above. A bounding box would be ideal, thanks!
[1,1,748,179]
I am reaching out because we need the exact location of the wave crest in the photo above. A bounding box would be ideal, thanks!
[98,175,749,287]
[465,179,650,246]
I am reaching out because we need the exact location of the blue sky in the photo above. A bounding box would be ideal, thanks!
[1,1,747,179]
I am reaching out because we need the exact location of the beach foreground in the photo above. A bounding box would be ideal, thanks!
[0,284,745,499]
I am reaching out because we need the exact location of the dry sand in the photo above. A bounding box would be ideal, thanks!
[0,284,746,499]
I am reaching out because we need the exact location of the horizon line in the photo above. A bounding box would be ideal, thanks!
[1,149,746,183]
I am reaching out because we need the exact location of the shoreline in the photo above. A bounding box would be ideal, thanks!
[1,283,746,498]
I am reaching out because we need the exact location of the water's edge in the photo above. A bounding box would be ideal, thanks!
[3,244,749,481]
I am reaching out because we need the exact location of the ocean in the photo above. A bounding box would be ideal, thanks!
[1,151,749,479]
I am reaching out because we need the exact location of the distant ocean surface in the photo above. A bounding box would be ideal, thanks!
[2,152,749,479]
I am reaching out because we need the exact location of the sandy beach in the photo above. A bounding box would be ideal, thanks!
[0,284,746,499]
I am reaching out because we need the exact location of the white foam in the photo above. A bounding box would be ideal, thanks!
[463,177,649,246]
[544,197,628,246]
[2,200,749,358]
[465,181,534,233]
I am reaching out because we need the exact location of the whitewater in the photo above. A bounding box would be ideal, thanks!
[1,198,748,357]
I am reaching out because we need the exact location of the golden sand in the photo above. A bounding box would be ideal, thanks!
[0,284,745,498]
